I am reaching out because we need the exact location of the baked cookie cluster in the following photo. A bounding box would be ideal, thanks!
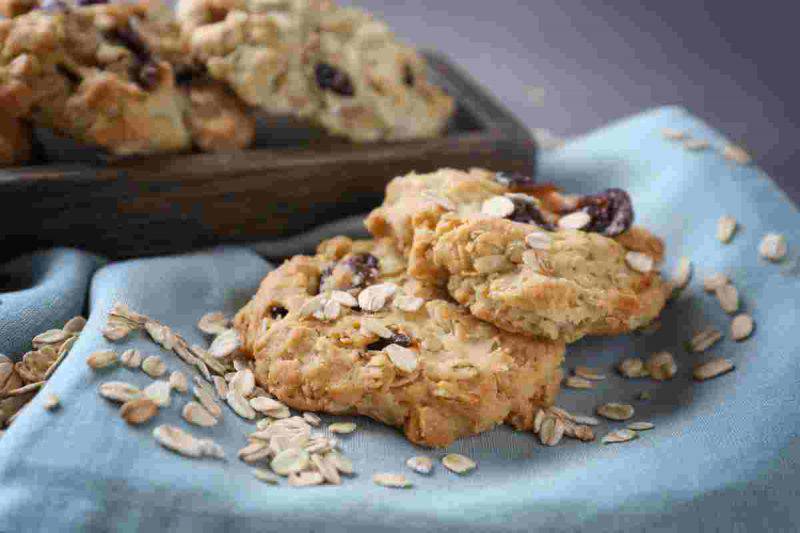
[0,0,454,164]
[235,168,669,446]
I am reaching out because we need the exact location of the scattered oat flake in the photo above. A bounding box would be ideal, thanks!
[716,215,738,243]
[229,369,256,398]
[571,414,600,426]
[42,393,60,411]
[731,314,754,341]
[574,366,606,381]
[684,138,709,151]
[209,329,241,359]
[328,422,356,434]
[327,451,353,475]
[618,357,649,378]
[662,128,686,140]
[120,397,159,425]
[565,376,594,389]
[212,376,228,398]
[703,273,730,292]
[182,401,218,427]
[539,416,565,446]
[86,350,118,370]
[311,453,341,485]
[288,471,324,487]
[98,382,142,403]
[250,396,290,419]
[33,329,68,346]
[597,402,635,421]
[103,324,132,342]
[141,356,167,378]
[759,233,787,262]
[373,473,412,488]
[689,327,723,353]
[638,391,652,401]
[252,468,280,485]
[693,358,735,381]
[627,421,655,431]
[63,316,87,334]
[625,251,654,273]
[442,453,476,474]
[227,390,256,420]
[197,312,229,335]
[169,371,188,393]
[715,284,739,314]
[120,349,142,369]
[602,429,639,444]
[193,385,222,418]
[406,455,433,475]
[143,381,172,407]
[152,425,223,459]
[722,144,751,165]
[271,448,309,476]
[646,351,677,381]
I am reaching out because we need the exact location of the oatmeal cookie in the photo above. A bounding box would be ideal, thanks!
[365,168,668,341]
[177,0,324,118]
[430,215,668,342]
[310,6,453,141]
[0,112,31,165]
[0,6,191,154]
[234,236,564,447]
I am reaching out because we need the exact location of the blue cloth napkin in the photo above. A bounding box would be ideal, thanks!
[1,106,799,532]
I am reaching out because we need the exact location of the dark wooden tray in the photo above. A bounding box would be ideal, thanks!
[0,51,536,260]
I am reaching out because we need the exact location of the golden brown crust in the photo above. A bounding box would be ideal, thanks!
[182,80,255,151]
[432,216,667,342]
[234,236,564,447]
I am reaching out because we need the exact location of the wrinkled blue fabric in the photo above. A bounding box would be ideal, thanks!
[1,107,798,532]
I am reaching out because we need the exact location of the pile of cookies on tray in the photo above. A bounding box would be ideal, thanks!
[233,168,669,447]
[0,0,454,164]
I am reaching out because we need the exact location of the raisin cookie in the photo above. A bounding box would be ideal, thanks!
[0,6,192,155]
[177,0,324,118]
[310,6,454,141]
[365,168,667,341]
[178,0,454,142]
[234,236,564,448]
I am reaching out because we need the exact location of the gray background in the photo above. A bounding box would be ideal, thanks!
[346,0,799,202]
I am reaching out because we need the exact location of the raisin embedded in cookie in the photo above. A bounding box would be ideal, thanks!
[310,6,454,141]
[233,236,564,448]
[365,168,668,341]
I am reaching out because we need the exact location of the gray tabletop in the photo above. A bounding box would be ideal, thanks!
[349,0,799,202]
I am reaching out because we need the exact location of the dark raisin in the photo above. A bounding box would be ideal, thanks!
[269,305,288,319]
[367,332,412,351]
[133,60,160,91]
[76,0,108,5]
[344,253,380,289]
[403,65,415,87]
[576,188,634,236]
[494,171,536,189]
[56,63,81,87]
[315,62,354,97]
[507,195,555,230]
[174,64,204,86]
[108,25,150,63]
